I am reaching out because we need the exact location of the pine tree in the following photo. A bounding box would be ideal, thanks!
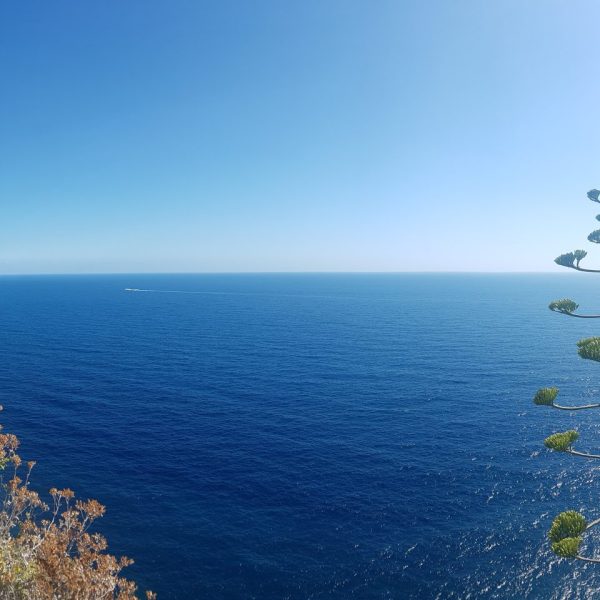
[534,188,600,563]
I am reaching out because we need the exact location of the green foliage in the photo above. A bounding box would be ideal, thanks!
[533,387,558,406]
[544,430,578,452]
[573,249,587,265]
[555,252,576,268]
[588,189,600,203]
[552,537,582,558]
[549,299,579,314]
[577,337,600,362]
[539,189,600,566]
[555,250,589,268]
[548,510,587,542]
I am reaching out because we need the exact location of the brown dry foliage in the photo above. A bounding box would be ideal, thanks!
[0,412,155,599]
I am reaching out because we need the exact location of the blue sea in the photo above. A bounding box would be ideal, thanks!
[2,273,600,598]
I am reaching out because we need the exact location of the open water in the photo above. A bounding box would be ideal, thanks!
[1,273,599,598]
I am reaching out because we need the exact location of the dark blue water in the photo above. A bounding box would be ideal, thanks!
[2,273,600,598]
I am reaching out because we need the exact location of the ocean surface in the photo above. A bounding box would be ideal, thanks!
[2,273,600,598]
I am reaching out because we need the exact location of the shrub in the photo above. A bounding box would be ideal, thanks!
[0,410,155,599]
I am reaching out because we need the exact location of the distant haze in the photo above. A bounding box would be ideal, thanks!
[2,1,600,274]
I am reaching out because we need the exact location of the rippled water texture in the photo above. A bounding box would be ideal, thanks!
[1,273,600,598]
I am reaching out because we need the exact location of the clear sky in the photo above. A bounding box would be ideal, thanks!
[2,1,600,274]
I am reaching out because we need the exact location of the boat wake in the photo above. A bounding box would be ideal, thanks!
[124,288,235,294]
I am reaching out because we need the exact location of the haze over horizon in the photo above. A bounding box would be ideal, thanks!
[3,1,600,274]
[0,270,591,277]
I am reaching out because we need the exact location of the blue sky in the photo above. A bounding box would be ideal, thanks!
[2,1,600,273]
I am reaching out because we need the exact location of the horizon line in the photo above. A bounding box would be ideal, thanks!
[0,270,576,277]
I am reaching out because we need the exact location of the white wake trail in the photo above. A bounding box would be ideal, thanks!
[124,288,240,295]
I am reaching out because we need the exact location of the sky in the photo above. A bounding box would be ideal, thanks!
[2,1,600,274]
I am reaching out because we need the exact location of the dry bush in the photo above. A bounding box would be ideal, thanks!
[0,408,155,599]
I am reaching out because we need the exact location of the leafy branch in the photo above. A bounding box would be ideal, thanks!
[547,511,600,563]
[548,299,600,319]
[544,430,600,459]
[588,189,600,203]
[554,250,600,272]
[533,387,600,410]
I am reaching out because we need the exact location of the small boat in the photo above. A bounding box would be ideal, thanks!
[124,288,140,292]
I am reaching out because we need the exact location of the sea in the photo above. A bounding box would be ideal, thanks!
[1,273,600,599]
